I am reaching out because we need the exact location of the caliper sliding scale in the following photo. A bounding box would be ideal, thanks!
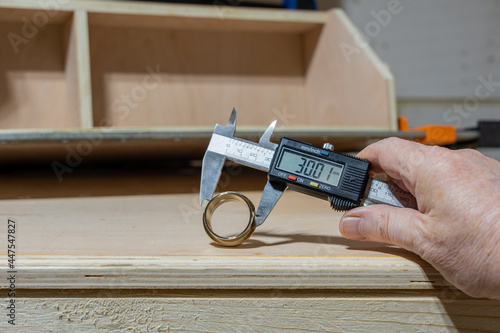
[200,109,417,242]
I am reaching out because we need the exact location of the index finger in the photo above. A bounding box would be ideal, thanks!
[357,138,427,194]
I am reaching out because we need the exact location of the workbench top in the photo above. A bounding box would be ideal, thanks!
[0,191,450,290]
[2,192,500,331]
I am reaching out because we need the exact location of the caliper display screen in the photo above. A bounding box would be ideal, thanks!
[277,149,344,187]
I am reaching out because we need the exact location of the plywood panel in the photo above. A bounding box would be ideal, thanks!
[89,24,310,127]
[1,191,448,290]
[0,191,498,331]
[88,8,395,129]
[0,9,81,129]
[4,290,500,332]
[305,10,396,129]
[72,10,93,128]
[0,1,396,133]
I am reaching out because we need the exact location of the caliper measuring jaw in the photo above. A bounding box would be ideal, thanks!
[199,108,284,227]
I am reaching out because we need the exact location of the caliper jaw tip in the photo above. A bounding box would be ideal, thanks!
[199,151,226,206]
[200,109,281,212]
[200,109,239,206]
[259,119,278,150]
[228,107,237,127]
[214,107,238,137]
[255,180,286,226]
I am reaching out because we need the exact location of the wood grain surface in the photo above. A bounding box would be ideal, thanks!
[7,290,500,332]
[1,191,499,331]
[0,191,455,290]
[0,12,80,129]
[0,0,396,131]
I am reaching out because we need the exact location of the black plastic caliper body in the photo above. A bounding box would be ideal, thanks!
[268,137,370,211]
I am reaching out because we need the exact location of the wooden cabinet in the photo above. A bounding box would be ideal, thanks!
[0,0,396,133]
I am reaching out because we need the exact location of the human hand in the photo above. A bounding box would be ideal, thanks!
[339,138,500,299]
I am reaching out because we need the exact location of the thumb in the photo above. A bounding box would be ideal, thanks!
[339,205,426,252]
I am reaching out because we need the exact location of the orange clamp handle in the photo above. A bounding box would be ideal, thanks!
[399,117,457,146]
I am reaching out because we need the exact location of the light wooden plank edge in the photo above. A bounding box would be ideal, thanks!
[333,9,398,131]
[0,125,409,135]
[4,256,452,290]
[73,10,93,129]
[6,295,500,332]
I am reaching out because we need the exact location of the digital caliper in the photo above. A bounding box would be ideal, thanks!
[200,109,417,246]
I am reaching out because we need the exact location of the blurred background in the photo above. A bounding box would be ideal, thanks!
[0,0,498,198]
[333,0,500,130]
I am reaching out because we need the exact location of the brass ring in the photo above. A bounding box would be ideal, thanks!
[203,192,256,247]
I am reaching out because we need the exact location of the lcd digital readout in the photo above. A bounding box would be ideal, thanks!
[277,150,344,187]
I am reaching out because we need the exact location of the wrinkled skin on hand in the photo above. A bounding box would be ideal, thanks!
[339,138,500,299]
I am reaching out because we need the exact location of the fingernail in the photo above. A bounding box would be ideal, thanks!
[340,217,365,240]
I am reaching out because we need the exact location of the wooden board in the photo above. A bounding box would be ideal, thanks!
[0,191,466,289]
[304,10,397,129]
[9,290,500,332]
[0,11,80,129]
[88,23,310,127]
[1,191,500,331]
[0,128,425,166]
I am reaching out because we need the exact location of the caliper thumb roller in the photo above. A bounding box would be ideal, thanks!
[199,109,417,246]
